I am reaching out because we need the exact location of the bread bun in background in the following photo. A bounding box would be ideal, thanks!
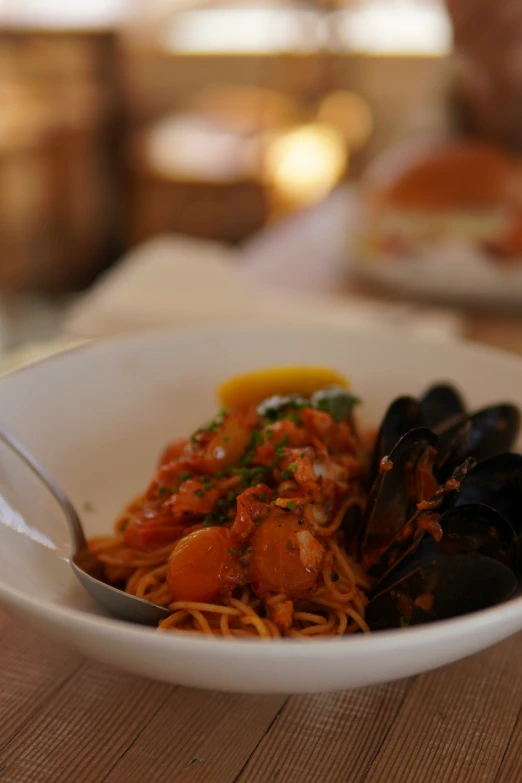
[359,139,522,259]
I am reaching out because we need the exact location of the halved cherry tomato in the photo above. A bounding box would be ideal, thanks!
[166,527,241,602]
[250,513,323,599]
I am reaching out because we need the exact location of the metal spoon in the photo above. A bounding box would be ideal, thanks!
[0,426,170,626]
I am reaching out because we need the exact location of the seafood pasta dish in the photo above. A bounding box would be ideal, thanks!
[89,366,522,638]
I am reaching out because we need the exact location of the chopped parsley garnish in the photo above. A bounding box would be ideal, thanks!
[203,515,212,527]
[194,489,205,498]
[399,616,410,627]
[280,470,292,480]
[267,429,275,441]
[300,452,305,458]
[202,479,213,490]
[288,462,297,473]
[228,548,237,555]
[223,435,230,442]
[219,407,228,418]
[158,486,168,495]
[260,491,267,502]
[257,395,308,422]
[247,546,253,552]
[286,500,297,510]
[227,491,236,502]
[171,485,179,494]
[179,471,191,482]
[215,471,223,480]
[118,520,126,532]
[217,498,227,510]
[310,388,360,422]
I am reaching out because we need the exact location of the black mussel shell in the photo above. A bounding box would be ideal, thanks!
[366,504,518,630]
[436,404,520,466]
[435,419,472,483]
[368,397,423,489]
[455,453,522,536]
[367,458,475,586]
[365,556,517,630]
[420,384,467,430]
[361,427,438,567]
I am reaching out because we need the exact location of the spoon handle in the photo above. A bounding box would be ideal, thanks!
[0,425,88,553]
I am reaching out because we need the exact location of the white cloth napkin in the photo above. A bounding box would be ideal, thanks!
[64,233,462,342]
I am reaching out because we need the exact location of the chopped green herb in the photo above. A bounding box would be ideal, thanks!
[118,520,126,532]
[257,395,308,422]
[280,470,292,480]
[288,462,297,473]
[217,498,227,510]
[179,471,191,482]
[260,491,267,502]
[158,486,168,495]
[311,388,360,422]
[252,430,264,446]
[267,429,275,441]
[204,513,213,524]
[224,466,232,477]
[194,489,205,498]
[247,546,253,552]
[238,549,244,557]
[280,434,289,447]
[171,485,179,494]
[331,572,339,582]
[399,616,410,627]
[190,433,198,443]
[223,435,230,442]
[228,548,237,555]
[227,491,236,502]
[215,471,223,480]
[300,452,305,458]
[219,407,228,418]
[287,500,297,510]
[202,480,213,490]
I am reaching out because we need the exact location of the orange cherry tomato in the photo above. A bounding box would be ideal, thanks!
[166,527,241,603]
[203,417,252,472]
[250,513,322,599]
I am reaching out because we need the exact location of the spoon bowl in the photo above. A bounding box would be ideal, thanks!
[0,426,170,626]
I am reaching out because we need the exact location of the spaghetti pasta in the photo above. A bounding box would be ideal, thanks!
[89,385,374,638]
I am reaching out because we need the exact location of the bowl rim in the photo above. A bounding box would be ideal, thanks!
[1,323,522,659]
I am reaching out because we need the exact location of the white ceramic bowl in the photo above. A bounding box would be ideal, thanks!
[1,325,522,694]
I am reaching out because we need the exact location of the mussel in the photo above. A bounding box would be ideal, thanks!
[355,383,522,631]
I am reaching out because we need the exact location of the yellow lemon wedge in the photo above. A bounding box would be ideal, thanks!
[218,365,349,409]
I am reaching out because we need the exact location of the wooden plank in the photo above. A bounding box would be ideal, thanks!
[0,623,83,752]
[363,633,522,783]
[0,607,13,636]
[236,679,413,783]
[0,662,173,783]
[490,701,522,783]
[105,687,287,783]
